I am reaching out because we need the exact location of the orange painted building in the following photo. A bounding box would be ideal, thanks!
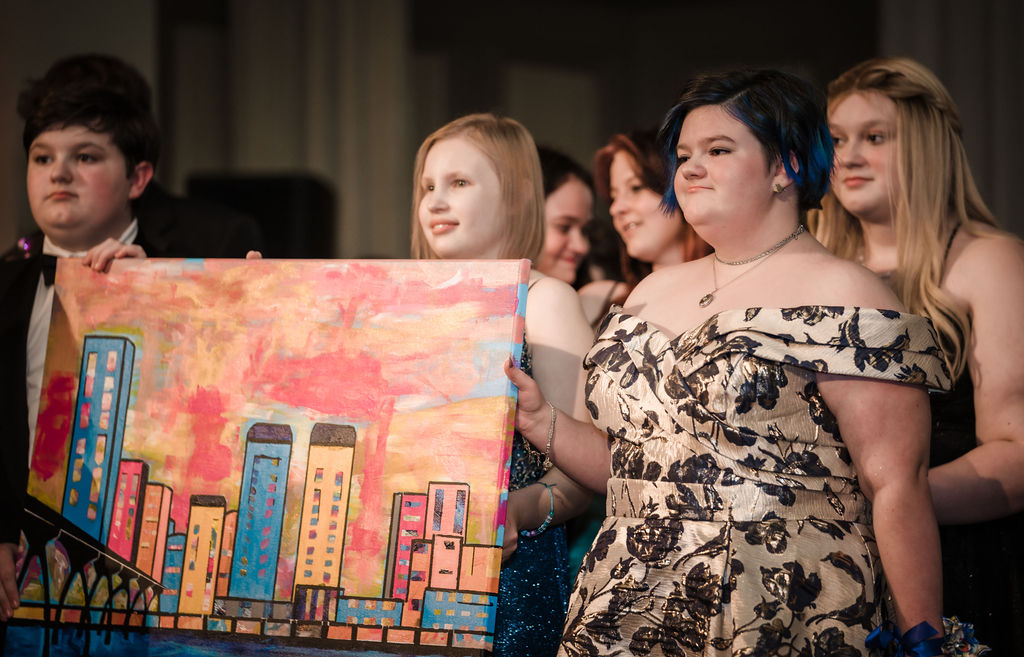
[216,510,237,597]
[178,495,225,615]
[135,482,172,581]
[458,544,502,593]
[293,423,357,591]
[401,540,432,627]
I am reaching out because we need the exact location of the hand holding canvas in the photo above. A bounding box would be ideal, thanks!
[0,541,18,621]
[82,238,147,272]
[504,358,611,494]
[505,358,549,452]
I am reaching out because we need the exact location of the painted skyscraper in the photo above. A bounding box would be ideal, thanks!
[228,423,293,600]
[179,495,226,615]
[383,492,428,600]
[293,423,357,590]
[62,335,135,542]
[216,510,237,597]
[160,530,186,613]
[136,482,172,582]
[107,459,149,561]
[425,482,469,540]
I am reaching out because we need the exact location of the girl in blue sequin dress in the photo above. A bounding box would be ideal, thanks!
[411,113,596,656]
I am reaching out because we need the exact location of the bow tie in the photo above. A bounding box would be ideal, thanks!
[40,254,57,286]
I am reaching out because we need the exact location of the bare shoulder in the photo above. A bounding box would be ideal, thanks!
[525,274,592,346]
[528,274,583,308]
[578,279,618,301]
[623,258,705,310]
[578,279,627,327]
[946,223,1024,307]
[797,250,903,310]
[578,279,623,308]
[949,223,1024,278]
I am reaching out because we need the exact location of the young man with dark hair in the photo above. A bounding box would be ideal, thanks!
[0,55,262,622]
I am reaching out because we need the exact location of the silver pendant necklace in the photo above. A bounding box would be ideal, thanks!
[698,224,805,307]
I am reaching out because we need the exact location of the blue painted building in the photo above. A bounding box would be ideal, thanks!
[335,596,404,626]
[160,532,186,613]
[62,335,135,542]
[229,422,293,600]
[421,590,497,633]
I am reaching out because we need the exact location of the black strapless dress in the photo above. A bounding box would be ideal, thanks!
[930,373,1024,655]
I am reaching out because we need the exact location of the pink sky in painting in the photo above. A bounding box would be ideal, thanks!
[31,258,527,598]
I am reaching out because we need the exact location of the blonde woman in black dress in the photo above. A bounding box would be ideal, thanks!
[814,56,1022,655]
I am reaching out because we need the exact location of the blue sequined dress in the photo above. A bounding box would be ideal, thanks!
[493,341,572,657]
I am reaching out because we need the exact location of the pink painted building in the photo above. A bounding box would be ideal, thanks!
[401,540,433,628]
[424,482,469,540]
[107,459,149,561]
[383,492,428,600]
[429,535,462,590]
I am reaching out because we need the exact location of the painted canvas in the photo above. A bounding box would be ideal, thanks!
[6,258,530,656]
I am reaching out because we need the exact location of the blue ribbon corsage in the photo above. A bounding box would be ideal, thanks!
[866,617,989,656]
[940,617,989,656]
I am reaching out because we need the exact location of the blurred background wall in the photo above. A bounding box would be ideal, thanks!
[1,0,1020,257]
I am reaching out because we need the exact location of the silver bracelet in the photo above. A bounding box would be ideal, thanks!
[542,402,555,471]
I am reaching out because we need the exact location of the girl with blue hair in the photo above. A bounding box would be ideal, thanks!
[508,69,952,656]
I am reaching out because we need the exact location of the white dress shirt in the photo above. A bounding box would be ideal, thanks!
[25,220,138,463]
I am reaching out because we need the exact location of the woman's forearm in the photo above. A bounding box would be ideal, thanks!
[930,438,1024,524]
[538,408,611,494]
[507,361,612,493]
[871,474,943,639]
[540,467,594,526]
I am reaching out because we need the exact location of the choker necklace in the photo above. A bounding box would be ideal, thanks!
[713,224,805,266]
[699,224,804,307]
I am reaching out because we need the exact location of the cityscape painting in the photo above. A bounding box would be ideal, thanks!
[6,258,529,656]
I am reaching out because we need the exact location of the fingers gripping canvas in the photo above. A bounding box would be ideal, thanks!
[8,258,530,656]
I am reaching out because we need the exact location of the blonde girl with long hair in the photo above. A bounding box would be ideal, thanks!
[814,55,1024,654]
[412,113,594,657]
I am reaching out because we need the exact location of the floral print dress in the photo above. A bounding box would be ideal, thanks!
[561,307,950,657]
